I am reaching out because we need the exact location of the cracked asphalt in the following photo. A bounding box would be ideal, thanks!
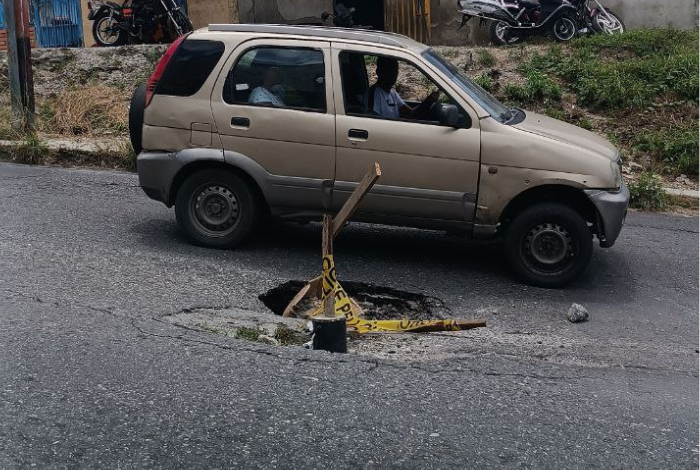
[0,163,698,469]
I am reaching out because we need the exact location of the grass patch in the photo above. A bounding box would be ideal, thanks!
[628,172,668,211]
[43,85,129,136]
[477,49,496,68]
[504,70,561,105]
[475,72,496,92]
[8,133,48,165]
[633,124,699,176]
[235,327,265,342]
[527,29,699,110]
[274,324,309,346]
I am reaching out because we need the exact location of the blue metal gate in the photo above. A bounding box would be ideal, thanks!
[32,0,83,48]
[0,2,6,29]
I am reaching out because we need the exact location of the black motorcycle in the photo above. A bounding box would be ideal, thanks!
[458,0,579,45]
[570,0,625,36]
[87,0,193,47]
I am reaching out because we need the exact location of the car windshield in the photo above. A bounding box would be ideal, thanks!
[422,48,512,122]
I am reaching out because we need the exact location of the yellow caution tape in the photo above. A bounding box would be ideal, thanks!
[314,255,482,334]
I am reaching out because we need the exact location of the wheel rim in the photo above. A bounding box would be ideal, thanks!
[96,17,120,45]
[554,18,576,41]
[521,223,576,275]
[189,184,241,238]
[495,22,519,44]
[597,15,623,34]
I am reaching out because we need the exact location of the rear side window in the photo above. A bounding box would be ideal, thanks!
[223,47,327,112]
[157,39,225,97]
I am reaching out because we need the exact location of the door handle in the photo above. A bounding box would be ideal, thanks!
[348,129,369,140]
[231,117,250,128]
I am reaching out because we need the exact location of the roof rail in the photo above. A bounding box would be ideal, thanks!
[207,24,410,48]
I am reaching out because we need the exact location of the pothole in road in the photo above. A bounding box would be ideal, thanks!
[258,280,450,321]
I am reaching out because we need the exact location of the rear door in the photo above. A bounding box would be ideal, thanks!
[210,39,336,213]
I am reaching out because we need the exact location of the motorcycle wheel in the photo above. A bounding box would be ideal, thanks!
[93,14,127,47]
[489,20,520,46]
[552,16,577,42]
[592,9,625,35]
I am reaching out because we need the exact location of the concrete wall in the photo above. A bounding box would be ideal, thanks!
[238,0,331,24]
[605,0,698,29]
[188,0,239,29]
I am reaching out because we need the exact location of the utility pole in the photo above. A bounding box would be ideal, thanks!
[3,0,35,132]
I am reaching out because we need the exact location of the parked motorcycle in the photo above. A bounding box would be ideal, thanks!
[570,0,625,36]
[87,0,193,47]
[459,0,580,45]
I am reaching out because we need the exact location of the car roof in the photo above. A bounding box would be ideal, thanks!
[201,24,429,53]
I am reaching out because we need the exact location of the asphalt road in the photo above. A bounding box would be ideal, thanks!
[0,163,697,469]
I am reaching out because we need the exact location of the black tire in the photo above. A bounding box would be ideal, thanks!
[92,13,127,47]
[505,203,593,288]
[129,85,146,156]
[592,9,625,35]
[552,15,578,42]
[175,170,259,249]
[489,20,520,46]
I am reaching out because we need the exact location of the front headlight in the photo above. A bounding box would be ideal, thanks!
[610,158,622,189]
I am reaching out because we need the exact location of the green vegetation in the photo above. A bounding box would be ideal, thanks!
[477,49,496,68]
[274,324,309,346]
[475,72,496,92]
[633,125,699,176]
[13,133,48,165]
[628,172,668,211]
[527,29,699,110]
[503,70,561,105]
[235,327,265,342]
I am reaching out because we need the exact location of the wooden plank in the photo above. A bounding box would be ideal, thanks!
[333,163,382,239]
[322,215,335,317]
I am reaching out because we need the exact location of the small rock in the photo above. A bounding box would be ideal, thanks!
[567,304,589,323]
[429,433,440,437]
[257,334,280,346]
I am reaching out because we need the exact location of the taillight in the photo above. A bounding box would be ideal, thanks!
[145,34,187,107]
[123,7,133,17]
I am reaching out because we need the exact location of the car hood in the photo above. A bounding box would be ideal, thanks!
[512,111,619,161]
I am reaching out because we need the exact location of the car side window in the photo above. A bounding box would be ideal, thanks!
[339,51,471,128]
[223,47,327,112]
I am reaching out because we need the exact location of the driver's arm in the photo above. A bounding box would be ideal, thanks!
[398,90,440,118]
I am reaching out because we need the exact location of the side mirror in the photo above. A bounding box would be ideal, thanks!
[439,104,460,128]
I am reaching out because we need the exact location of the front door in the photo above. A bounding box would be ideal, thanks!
[330,43,481,225]
[211,39,336,213]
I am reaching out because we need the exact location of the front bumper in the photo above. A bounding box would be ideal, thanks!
[137,151,183,207]
[584,182,630,248]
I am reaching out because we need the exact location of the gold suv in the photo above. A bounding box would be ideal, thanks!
[132,24,628,287]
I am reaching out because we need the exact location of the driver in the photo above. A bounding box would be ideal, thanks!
[364,57,440,120]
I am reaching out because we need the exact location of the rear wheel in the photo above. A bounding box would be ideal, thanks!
[552,16,577,42]
[489,20,520,45]
[175,170,259,249]
[505,203,593,288]
[93,14,126,47]
[592,9,625,35]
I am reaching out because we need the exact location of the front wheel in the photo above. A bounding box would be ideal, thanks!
[552,16,578,42]
[592,9,625,35]
[489,20,520,46]
[505,203,593,288]
[92,14,127,47]
[175,170,260,249]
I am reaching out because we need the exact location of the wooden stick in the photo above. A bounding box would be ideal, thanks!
[333,163,382,239]
[322,215,336,317]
